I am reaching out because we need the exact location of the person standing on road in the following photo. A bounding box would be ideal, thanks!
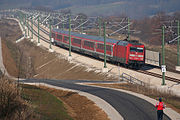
[155,97,165,120]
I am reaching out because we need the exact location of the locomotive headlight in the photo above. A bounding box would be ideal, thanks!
[129,54,135,57]
[138,55,143,57]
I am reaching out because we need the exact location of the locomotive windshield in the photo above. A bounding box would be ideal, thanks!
[130,47,143,53]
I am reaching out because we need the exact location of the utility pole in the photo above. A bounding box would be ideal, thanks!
[69,15,71,57]
[18,12,21,25]
[81,17,83,34]
[27,17,29,38]
[104,22,107,68]
[31,16,33,41]
[49,20,52,50]
[62,22,64,31]
[99,17,101,37]
[177,20,180,66]
[128,17,130,41]
[162,25,166,85]
[37,16,40,45]
[25,14,27,38]
[21,13,25,34]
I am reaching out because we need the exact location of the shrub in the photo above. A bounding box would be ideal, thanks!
[0,70,2,77]
[0,77,33,120]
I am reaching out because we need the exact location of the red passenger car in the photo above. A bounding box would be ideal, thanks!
[51,29,145,68]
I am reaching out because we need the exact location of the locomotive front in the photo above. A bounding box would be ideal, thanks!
[128,42,145,68]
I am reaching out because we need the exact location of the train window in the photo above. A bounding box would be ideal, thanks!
[64,36,69,41]
[130,47,136,52]
[97,44,103,50]
[52,33,56,38]
[106,45,111,51]
[57,34,62,39]
[73,38,81,44]
[137,47,143,52]
[97,44,111,51]
[130,47,143,52]
[84,40,94,48]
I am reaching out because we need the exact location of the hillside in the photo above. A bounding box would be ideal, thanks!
[1,0,180,18]
[68,0,180,18]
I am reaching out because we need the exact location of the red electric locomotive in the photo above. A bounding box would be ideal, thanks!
[51,29,145,68]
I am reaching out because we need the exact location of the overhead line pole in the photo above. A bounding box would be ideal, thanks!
[177,20,180,66]
[37,16,40,45]
[69,15,71,57]
[104,22,107,68]
[27,17,29,38]
[62,22,64,31]
[25,14,27,38]
[128,17,130,41]
[49,20,52,50]
[31,16,33,41]
[21,13,25,34]
[81,17,83,34]
[99,17,101,37]
[162,25,166,85]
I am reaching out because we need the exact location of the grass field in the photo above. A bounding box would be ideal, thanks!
[21,84,73,120]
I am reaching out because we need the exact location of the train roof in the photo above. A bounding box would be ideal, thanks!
[53,29,118,44]
[52,29,143,46]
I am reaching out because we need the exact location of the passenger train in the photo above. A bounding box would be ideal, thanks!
[51,29,145,68]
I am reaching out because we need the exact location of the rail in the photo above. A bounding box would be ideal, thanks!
[122,73,146,86]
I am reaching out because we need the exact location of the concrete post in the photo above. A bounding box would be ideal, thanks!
[27,17,29,38]
[81,18,83,34]
[162,26,166,85]
[49,21,53,52]
[176,20,180,71]
[128,17,130,41]
[103,21,108,73]
[37,16,40,46]
[31,17,34,41]
[99,17,101,37]
[25,14,27,38]
[69,15,72,57]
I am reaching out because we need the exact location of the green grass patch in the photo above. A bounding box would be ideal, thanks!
[21,84,73,120]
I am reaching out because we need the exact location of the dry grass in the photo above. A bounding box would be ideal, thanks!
[0,70,2,77]
[0,77,34,120]
[21,84,72,120]
[40,85,110,120]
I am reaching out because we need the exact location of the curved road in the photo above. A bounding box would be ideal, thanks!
[2,18,171,120]
[23,79,170,120]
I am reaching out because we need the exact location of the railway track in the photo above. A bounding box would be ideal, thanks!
[33,22,49,36]
[28,23,50,43]
[28,20,180,84]
[137,70,180,83]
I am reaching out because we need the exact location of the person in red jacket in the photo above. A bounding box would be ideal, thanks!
[155,97,165,120]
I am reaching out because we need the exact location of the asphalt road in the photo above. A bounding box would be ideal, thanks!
[22,79,171,120]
